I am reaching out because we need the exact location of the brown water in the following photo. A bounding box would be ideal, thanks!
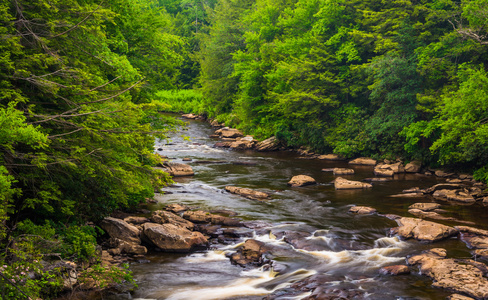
[126,117,488,300]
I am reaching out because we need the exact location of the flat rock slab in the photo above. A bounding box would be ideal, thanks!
[407,209,454,221]
[183,210,241,226]
[408,249,488,299]
[317,154,346,161]
[288,175,317,187]
[349,206,377,214]
[408,203,441,211]
[392,217,458,242]
[225,186,270,200]
[334,177,372,190]
[349,157,377,165]
[333,168,354,175]
[143,223,207,252]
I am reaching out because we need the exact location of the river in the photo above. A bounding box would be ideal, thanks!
[126,117,488,300]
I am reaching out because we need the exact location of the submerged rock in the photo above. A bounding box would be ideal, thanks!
[334,177,372,190]
[408,249,488,299]
[287,175,317,187]
[392,217,458,242]
[225,186,270,201]
[142,223,207,252]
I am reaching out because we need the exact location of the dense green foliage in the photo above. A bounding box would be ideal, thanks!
[162,0,488,178]
[0,0,182,298]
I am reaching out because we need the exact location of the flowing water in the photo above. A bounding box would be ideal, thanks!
[126,117,488,300]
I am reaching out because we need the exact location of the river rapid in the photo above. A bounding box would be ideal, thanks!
[126,117,488,300]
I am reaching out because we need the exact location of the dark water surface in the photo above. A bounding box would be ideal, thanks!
[127,117,488,300]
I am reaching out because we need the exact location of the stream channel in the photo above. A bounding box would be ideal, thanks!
[126,116,488,300]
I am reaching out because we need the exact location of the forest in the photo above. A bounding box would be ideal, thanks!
[0,0,488,298]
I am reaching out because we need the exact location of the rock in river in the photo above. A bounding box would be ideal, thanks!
[225,186,270,201]
[161,162,194,176]
[151,210,194,230]
[183,210,241,226]
[392,217,458,242]
[143,223,207,252]
[408,248,488,299]
[334,177,372,190]
[349,206,377,214]
[230,239,270,267]
[255,136,280,151]
[100,217,141,244]
[348,157,377,166]
[215,127,244,138]
[332,168,355,175]
[287,175,317,187]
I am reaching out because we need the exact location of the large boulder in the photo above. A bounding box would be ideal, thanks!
[287,175,317,187]
[255,136,280,151]
[405,160,422,173]
[162,162,194,176]
[379,265,410,275]
[317,154,346,161]
[408,249,488,299]
[392,217,458,242]
[334,177,372,190]
[348,157,377,166]
[143,223,207,252]
[215,127,243,138]
[100,217,141,244]
[333,168,355,175]
[225,186,270,201]
[183,210,241,226]
[151,210,194,230]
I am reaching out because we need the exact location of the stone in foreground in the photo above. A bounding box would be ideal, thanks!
[334,177,372,190]
[143,223,207,252]
[287,175,317,187]
[392,217,458,242]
